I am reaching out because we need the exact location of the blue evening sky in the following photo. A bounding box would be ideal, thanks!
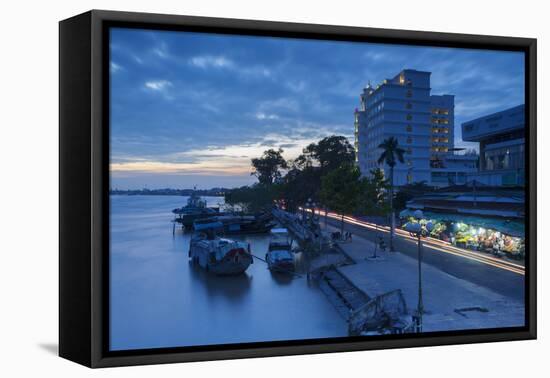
[109,28,524,190]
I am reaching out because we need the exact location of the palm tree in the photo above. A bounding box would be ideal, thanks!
[377,137,405,251]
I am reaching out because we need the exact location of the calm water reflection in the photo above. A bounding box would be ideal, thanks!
[110,195,347,351]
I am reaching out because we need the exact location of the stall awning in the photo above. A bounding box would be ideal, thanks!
[421,211,525,238]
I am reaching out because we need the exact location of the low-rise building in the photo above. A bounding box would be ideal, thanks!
[461,104,525,186]
[429,152,479,186]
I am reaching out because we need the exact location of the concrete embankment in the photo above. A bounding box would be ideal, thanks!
[317,267,370,320]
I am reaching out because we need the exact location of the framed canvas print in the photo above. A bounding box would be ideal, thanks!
[59,10,537,368]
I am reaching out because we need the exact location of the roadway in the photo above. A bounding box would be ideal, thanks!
[319,211,525,302]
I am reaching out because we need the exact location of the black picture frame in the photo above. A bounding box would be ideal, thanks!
[59,9,537,368]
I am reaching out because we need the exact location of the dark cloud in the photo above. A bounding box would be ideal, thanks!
[259,139,280,146]
[279,143,299,149]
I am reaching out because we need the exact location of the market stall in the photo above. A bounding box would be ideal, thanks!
[399,209,525,260]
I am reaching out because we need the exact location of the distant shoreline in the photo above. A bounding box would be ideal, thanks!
[110,188,228,196]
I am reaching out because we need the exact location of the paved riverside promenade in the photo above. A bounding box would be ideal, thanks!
[322,223,525,332]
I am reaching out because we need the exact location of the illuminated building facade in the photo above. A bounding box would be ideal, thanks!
[354,69,476,187]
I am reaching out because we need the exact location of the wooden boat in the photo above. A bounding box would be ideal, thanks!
[214,212,276,234]
[189,219,253,275]
[172,191,219,228]
[265,228,294,272]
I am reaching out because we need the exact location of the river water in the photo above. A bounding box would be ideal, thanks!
[110,195,347,351]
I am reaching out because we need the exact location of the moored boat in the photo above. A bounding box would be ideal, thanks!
[172,191,219,228]
[189,219,253,275]
[212,212,276,234]
[265,228,294,272]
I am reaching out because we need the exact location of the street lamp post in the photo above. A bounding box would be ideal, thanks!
[404,209,433,333]
[416,228,423,329]
[304,198,313,222]
[308,200,314,220]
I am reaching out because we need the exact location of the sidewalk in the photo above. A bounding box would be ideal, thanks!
[322,223,525,332]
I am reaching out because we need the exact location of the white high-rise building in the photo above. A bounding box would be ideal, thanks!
[354,69,476,187]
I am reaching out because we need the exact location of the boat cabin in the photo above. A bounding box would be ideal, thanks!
[269,228,292,251]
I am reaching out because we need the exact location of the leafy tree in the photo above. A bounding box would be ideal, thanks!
[358,168,390,216]
[251,148,288,185]
[224,184,280,213]
[377,137,405,251]
[290,152,315,171]
[229,136,357,219]
[281,165,320,212]
[304,135,355,174]
[320,165,362,234]
[295,135,356,215]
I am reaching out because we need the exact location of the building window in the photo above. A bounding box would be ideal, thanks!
[406,102,412,109]
[430,158,444,168]
[433,127,449,134]
[407,137,412,144]
[431,172,450,183]
[407,148,412,155]
[399,74,405,85]
[483,145,524,171]
[406,89,412,98]
[431,108,450,115]
[406,124,412,132]
[406,114,412,121]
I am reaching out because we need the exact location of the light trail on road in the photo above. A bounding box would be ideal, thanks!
[307,209,525,276]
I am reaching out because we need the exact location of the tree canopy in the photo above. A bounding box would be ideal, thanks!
[281,164,320,212]
[320,164,363,232]
[304,135,356,173]
[377,136,406,251]
[225,135,392,218]
[358,168,391,216]
[224,184,280,213]
[377,137,405,168]
[251,148,288,185]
